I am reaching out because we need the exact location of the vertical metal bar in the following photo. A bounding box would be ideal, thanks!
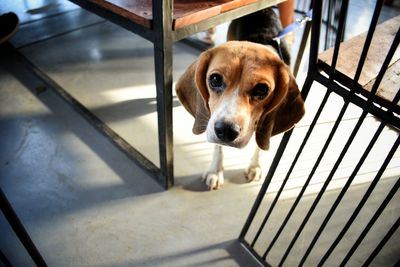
[339,0,347,43]
[292,0,313,78]
[341,178,400,266]
[293,21,312,78]
[324,0,333,50]
[327,0,348,81]
[152,0,174,189]
[318,135,400,266]
[348,0,383,88]
[308,0,323,74]
[0,189,48,267]
[362,216,400,267]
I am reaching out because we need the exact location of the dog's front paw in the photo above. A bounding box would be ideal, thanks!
[245,165,262,182]
[202,171,224,190]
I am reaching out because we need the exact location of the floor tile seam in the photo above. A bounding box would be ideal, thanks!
[16,20,107,49]
[20,7,82,26]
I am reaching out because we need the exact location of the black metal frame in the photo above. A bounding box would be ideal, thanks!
[60,0,284,189]
[0,188,48,267]
[239,0,400,266]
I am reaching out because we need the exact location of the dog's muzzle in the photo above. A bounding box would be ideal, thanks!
[214,121,241,143]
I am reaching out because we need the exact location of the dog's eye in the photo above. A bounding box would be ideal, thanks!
[209,74,225,92]
[251,83,269,100]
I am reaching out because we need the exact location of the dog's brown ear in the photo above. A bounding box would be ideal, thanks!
[256,66,305,150]
[176,51,211,134]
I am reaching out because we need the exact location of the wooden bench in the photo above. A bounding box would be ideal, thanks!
[67,0,284,188]
[318,15,400,110]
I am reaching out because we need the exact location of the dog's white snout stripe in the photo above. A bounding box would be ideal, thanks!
[207,88,252,147]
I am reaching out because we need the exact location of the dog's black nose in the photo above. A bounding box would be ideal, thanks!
[214,121,241,142]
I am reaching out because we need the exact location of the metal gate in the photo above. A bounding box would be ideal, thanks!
[239,0,400,266]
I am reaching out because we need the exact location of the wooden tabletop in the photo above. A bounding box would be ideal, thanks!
[318,15,400,108]
[87,0,262,29]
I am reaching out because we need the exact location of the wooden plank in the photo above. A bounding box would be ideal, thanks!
[88,0,152,28]
[87,0,268,30]
[173,0,261,29]
[173,0,230,30]
[364,59,400,106]
[318,15,400,106]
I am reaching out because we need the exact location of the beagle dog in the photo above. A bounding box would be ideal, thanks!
[176,9,305,190]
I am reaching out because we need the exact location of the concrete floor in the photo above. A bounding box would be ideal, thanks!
[1,0,400,266]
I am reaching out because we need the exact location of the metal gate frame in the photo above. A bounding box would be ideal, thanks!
[239,0,400,266]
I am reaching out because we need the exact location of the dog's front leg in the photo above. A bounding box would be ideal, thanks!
[245,147,263,182]
[202,145,224,190]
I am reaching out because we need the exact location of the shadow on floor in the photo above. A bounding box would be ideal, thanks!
[2,43,164,199]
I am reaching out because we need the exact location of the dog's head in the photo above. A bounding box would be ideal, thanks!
[176,41,304,150]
